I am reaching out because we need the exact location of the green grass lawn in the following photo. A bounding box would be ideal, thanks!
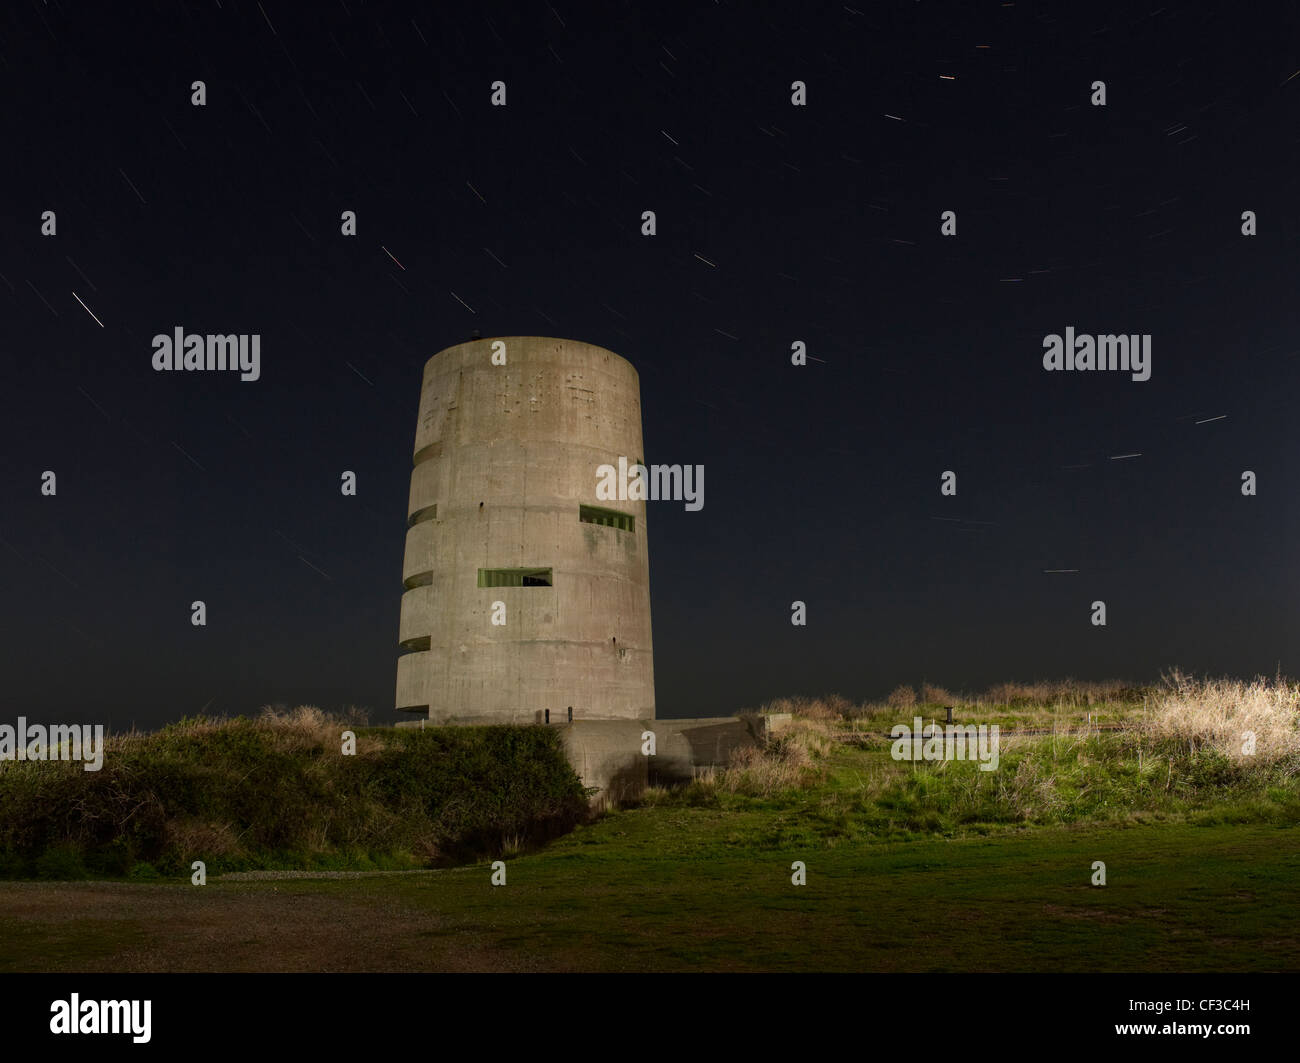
[2,813,1295,972]
[3,687,1296,972]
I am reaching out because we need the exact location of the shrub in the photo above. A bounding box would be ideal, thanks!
[886,685,917,708]
[920,683,958,706]
[0,710,589,877]
[33,845,87,881]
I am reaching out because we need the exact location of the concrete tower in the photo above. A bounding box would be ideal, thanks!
[396,336,656,724]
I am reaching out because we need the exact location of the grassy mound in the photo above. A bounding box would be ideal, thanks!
[0,708,588,879]
[629,674,1300,840]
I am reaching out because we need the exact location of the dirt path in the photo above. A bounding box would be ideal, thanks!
[0,880,553,973]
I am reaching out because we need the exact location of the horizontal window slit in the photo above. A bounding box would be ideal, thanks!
[579,504,635,533]
[477,567,553,588]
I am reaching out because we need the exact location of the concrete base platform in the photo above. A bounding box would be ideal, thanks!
[395,714,792,803]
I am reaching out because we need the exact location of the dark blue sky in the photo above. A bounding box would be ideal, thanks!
[2,1,1296,730]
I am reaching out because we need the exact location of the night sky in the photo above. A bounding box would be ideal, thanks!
[3,1,1297,731]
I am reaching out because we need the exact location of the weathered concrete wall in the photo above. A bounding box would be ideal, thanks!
[559,716,770,801]
[556,719,649,802]
[393,716,775,803]
[395,337,655,723]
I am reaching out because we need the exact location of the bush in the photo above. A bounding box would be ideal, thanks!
[920,683,957,706]
[0,709,589,878]
[886,685,917,708]
[33,845,87,881]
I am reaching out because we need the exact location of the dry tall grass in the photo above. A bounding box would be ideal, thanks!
[1144,670,1300,766]
[755,694,853,721]
[98,705,379,758]
[979,678,1141,707]
[692,714,836,797]
[886,685,916,708]
[254,704,382,755]
[920,683,958,705]
[743,679,1157,728]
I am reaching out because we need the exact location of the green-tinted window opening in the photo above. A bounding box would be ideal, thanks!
[580,505,635,533]
[478,567,553,588]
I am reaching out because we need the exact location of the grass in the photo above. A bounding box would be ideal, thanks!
[1,673,1296,971]
[0,821,1294,972]
[706,673,1300,836]
[629,736,1300,845]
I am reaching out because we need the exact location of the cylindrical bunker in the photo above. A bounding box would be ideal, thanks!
[395,336,656,723]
